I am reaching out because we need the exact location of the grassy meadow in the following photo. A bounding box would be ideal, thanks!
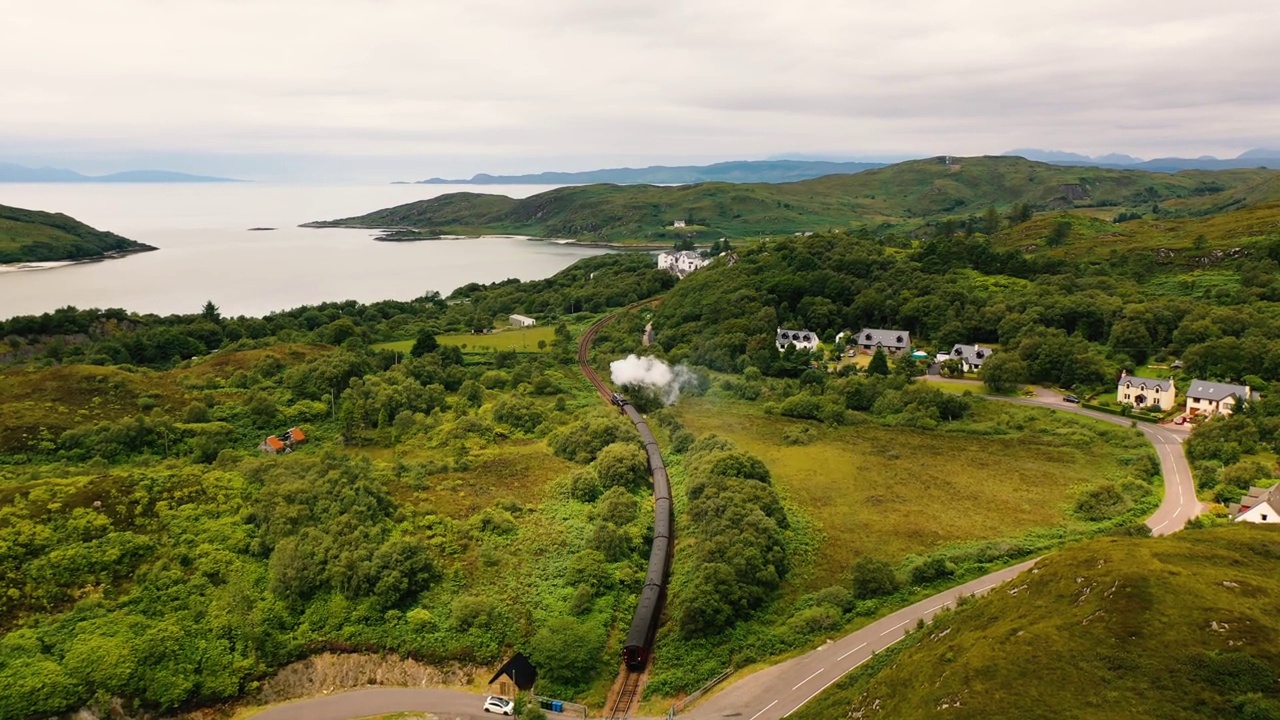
[374,325,558,355]
[792,524,1280,720]
[670,396,1152,590]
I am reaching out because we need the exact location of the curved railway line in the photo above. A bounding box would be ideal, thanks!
[576,300,671,720]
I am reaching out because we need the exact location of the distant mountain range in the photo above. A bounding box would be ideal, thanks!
[0,162,241,183]
[408,159,888,185]
[1005,148,1280,172]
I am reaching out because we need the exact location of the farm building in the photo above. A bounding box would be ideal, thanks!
[509,314,536,327]
[259,427,306,454]
[488,652,538,698]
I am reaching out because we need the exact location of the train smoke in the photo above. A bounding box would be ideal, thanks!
[610,355,696,405]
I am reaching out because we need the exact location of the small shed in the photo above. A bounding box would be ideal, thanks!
[488,652,538,698]
[509,314,537,328]
[258,427,307,454]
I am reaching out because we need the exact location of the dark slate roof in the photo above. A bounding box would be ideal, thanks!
[777,328,816,344]
[950,344,991,367]
[488,652,538,690]
[1186,379,1251,402]
[857,328,910,348]
[1119,375,1173,392]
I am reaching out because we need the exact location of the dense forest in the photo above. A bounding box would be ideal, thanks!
[0,204,156,264]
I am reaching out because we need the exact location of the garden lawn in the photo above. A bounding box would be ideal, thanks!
[671,396,1147,589]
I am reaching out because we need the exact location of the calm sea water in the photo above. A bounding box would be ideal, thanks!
[0,183,608,320]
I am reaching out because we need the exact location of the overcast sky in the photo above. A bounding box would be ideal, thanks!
[3,0,1278,181]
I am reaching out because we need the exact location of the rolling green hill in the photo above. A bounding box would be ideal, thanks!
[794,524,1280,720]
[310,156,1280,241]
[0,204,155,264]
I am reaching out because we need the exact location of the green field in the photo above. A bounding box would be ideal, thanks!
[374,325,557,354]
[670,396,1153,589]
[793,524,1280,720]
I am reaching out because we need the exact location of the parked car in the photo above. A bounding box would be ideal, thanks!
[1174,416,1187,425]
[484,696,515,716]
[1063,395,1081,404]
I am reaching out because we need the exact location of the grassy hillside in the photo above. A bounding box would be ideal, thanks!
[0,204,154,264]
[990,202,1280,262]
[793,524,1280,720]
[310,156,1280,241]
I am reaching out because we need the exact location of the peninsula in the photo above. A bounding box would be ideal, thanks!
[0,203,156,264]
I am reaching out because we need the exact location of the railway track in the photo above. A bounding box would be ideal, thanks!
[607,671,643,720]
[576,298,661,404]
[576,298,666,720]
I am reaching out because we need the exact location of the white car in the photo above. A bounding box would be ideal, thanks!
[483,696,515,716]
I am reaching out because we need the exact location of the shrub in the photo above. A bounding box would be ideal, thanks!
[852,557,900,600]
[908,555,955,586]
[595,442,648,488]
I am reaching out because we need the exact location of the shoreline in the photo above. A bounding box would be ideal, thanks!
[300,223,669,250]
[0,244,158,273]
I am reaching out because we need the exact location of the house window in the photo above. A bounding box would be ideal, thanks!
[1263,514,1269,521]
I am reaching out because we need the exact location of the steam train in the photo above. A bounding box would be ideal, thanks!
[611,392,673,671]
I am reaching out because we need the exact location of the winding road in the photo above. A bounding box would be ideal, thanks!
[245,383,1198,720]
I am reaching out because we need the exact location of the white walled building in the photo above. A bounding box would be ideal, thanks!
[508,314,536,328]
[1231,485,1279,524]
[1117,372,1175,411]
[1185,379,1255,418]
[656,250,710,278]
[776,328,819,352]
[948,344,992,373]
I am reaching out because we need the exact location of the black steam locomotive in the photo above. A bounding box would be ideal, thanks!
[612,393,673,671]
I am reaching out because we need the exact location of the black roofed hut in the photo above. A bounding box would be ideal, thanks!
[488,652,538,698]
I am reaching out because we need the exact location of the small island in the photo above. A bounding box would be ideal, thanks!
[0,203,157,265]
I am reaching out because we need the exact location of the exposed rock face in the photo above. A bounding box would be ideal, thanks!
[1058,183,1092,201]
[252,653,485,705]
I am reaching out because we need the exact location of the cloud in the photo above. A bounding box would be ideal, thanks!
[3,0,1278,178]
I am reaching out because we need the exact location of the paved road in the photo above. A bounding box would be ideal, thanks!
[683,383,1200,720]
[247,384,1200,720]
[252,688,490,720]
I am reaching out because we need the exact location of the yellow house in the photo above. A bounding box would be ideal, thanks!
[1116,372,1175,411]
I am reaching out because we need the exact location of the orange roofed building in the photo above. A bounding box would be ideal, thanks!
[259,427,307,454]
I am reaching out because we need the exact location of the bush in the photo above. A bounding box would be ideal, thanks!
[908,555,954,586]
[595,442,648,488]
[851,557,899,600]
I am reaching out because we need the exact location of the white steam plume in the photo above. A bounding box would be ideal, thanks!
[609,354,697,405]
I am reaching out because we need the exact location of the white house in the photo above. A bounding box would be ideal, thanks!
[508,314,536,328]
[656,250,710,278]
[776,327,818,352]
[856,328,911,357]
[1230,485,1280,524]
[1185,379,1256,418]
[673,220,687,228]
[948,344,992,373]
[1116,372,1175,411]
